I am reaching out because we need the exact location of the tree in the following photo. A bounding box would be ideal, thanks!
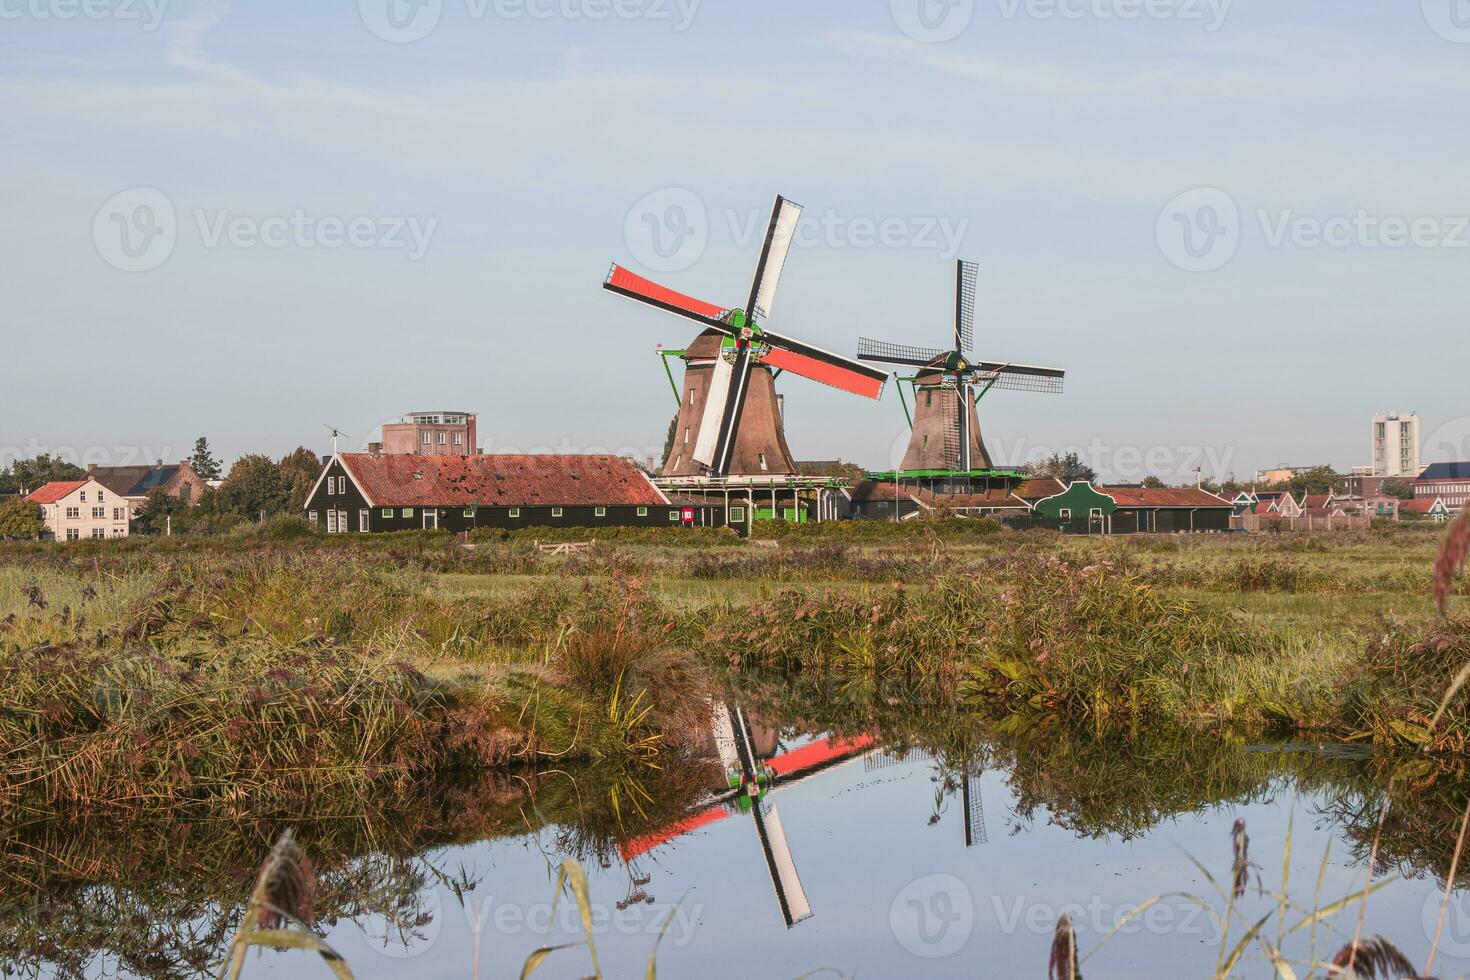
[278,447,324,511]
[1286,466,1345,498]
[134,486,191,536]
[213,454,288,520]
[1379,478,1416,500]
[799,460,868,485]
[1141,476,1166,489]
[189,437,222,481]
[0,454,84,495]
[1034,451,1097,484]
[0,500,44,539]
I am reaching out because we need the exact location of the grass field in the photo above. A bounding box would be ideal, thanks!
[1,520,1467,819]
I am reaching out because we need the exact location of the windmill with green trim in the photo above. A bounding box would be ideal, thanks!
[858,260,1065,474]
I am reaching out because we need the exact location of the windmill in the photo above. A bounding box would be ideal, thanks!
[605,195,888,478]
[619,703,877,929]
[322,424,349,455]
[857,261,1065,474]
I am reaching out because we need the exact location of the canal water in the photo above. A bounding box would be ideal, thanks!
[8,688,1470,979]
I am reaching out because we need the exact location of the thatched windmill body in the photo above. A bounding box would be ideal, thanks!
[605,195,888,479]
[859,261,1066,473]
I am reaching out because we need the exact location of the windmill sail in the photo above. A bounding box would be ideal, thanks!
[955,260,977,353]
[755,802,813,927]
[750,197,803,323]
[693,353,735,467]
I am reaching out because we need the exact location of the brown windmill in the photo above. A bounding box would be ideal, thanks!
[858,261,1065,474]
[604,195,888,478]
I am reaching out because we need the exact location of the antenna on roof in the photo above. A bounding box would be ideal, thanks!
[322,424,350,455]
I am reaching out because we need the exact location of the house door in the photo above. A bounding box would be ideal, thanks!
[422,509,438,530]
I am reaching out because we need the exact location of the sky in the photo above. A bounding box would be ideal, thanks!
[3,0,1468,483]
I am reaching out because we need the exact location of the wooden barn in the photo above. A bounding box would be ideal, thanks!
[1032,482,1234,534]
[303,453,737,535]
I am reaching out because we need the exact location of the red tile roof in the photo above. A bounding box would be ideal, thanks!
[25,481,88,505]
[1101,486,1232,508]
[1013,478,1066,501]
[338,454,669,508]
[1399,498,1443,514]
[1300,494,1333,510]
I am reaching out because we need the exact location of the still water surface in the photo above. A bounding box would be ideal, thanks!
[10,696,1470,979]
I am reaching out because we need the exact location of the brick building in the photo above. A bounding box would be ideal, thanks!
[89,461,209,507]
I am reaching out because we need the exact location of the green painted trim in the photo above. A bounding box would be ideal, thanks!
[895,381,913,430]
[657,349,685,405]
[1033,481,1119,521]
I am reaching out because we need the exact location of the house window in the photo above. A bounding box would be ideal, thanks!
[1090,508,1103,518]
[337,476,347,495]
[113,508,124,520]
[97,490,104,501]
[438,432,447,444]
[669,511,680,521]
[509,508,520,518]
[66,507,80,519]
[463,508,475,517]
[758,453,768,471]
[1059,508,1072,520]
[730,506,745,522]
[552,507,564,518]
[309,510,318,523]
[402,508,414,518]
[454,433,463,445]
[326,478,334,496]
[113,527,125,537]
[359,509,370,532]
[92,507,105,519]
[637,506,648,517]
[595,506,607,517]
[382,508,393,518]
[91,528,106,540]
[421,432,431,444]
[80,491,86,502]
[327,510,339,533]
[66,528,80,541]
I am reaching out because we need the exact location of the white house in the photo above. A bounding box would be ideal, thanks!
[26,479,132,541]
